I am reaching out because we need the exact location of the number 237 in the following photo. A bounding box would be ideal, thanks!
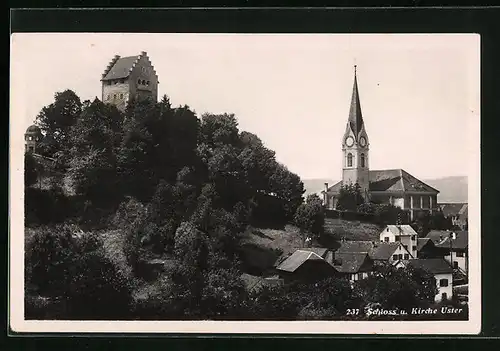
[346,309,360,315]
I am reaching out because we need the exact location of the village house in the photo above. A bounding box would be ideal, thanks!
[275,249,339,284]
[416,237,444,259]
[379,224,419,258]
[321,67,440,221]
[427,230,469,274]
[332,251,373,283]
[439,203,468,230]
[403,258,454,302]
[336,240,414,265]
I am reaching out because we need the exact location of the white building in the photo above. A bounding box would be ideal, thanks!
[405,258,454,302]
[379,225,418,259]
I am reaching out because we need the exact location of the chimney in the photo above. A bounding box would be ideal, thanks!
[141,51,147,56]
[324,182,329,192]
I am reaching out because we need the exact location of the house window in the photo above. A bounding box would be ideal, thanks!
[398,254,403,260]
[146,80,150,86]
[347,153,353,167]
[403,244,408,250]
[386,228,389,232]
[360,153,365,167]
[441,292,448,301]
[395,237,400,242]
[404,254,409,260]
[412,245,417,251]
[392,254,398,260]
[453,261,459,269]
[28,146,34,153]
[120,93,123,99]
[138,79,141,84]
[456,252,464,257]
[384,237,389,242]
[439,278,449,287]
[113,94,117,99]
[411,235,416,241]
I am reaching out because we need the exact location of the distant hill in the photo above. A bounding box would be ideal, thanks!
[302,176,468,204]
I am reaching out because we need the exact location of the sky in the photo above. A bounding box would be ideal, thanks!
[10,33,479,180]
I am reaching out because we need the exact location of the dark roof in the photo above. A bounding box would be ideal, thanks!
[435,231,468,250]
[417,238,433,251]
[347,69,365,137]
[426,230,449,244]
[276,250,325,273]
[333,252,371,273]
[407,258,453,274]
[369,169,439,193]
[325,169,439,194]
[25,125,41,134]
[102,55,140,81]
[370,242,404,260]
[439,203,468,218]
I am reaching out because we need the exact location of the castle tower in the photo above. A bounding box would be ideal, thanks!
[25,125,42,154]
[342,66,370,201]
[101,51,159,111]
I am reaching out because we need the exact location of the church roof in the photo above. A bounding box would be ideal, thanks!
[324,169,439,194]
[347,66,365,137]
[102,55,140,81]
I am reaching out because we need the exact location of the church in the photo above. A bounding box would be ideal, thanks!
[322,67,439,221]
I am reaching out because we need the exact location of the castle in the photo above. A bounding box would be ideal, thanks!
[100,51,159,111]
[26,51,159,152]
[322,66,439,221]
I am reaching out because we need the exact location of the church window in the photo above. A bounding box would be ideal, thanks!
[347,153,353,167]
[360,153,365,167]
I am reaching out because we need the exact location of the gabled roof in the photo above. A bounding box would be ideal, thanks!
[370,242,405,260]
[383,225,418,237]
[346,67,365,138]
[426,230,449,244]
[298,247,329,258]
[325,170,440,195]
[276,250,325,273]
[369,169,439,193]
[333,252,371,273]
[102,55,140,81]
[406,258,453,274]
[417,237,434,251]
[439,203,468,218]
[337,240,410,261]
[435,231,468,250]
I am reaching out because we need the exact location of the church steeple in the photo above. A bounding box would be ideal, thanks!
[342,65,370,202]
[347,65,365,138]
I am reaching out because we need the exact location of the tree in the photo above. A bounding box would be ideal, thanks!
[354,264,438,313]
[336,183,364,211]
[293,194,325,241]
[268,163,305,221]
[35,90,82,156]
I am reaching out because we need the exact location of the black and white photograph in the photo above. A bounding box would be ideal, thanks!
[10,33,480,334]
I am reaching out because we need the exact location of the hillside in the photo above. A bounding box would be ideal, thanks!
[303,176,468,203]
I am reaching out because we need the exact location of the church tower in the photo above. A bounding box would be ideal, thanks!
[342,66,370,201]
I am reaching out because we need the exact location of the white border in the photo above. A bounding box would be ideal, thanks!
[9,33,481,335]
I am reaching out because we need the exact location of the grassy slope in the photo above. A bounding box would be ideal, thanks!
[323,218,383,242]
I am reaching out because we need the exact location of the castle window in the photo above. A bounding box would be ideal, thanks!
[146,80,150,86]
[360,153,365,167]
[347,153,353,167]
[114,94,117,99]
[120,93,123,99]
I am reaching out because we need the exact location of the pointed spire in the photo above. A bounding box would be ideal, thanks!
[348,65,365,137]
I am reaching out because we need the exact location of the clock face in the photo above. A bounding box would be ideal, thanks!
[345,136,354,147]
[359,136,367,147]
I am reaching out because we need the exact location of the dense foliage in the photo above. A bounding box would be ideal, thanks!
[24,90,463,321]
